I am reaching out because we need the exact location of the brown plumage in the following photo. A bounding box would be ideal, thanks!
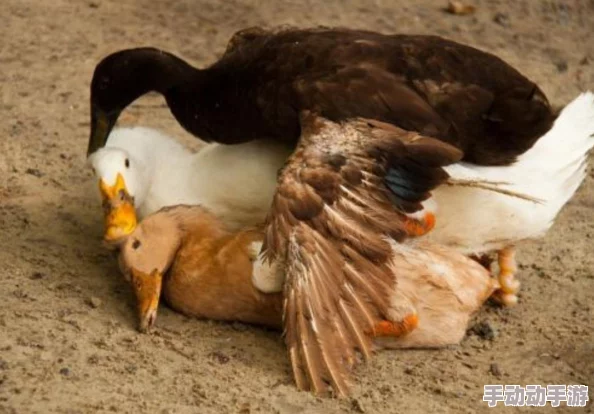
[262,114,464,395]
[117,205,283,331]
[117,204,497,395]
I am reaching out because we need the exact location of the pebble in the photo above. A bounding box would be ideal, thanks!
[29,272,45,280]
[86,296,102,309]
[59,367,71,376]
[25,168,43,178]
[490,363,502,379]
[555,60,568,73]
[351,398,366,413]
[471,320,498,340]
[493,13,510,27]
[209,351,230,364]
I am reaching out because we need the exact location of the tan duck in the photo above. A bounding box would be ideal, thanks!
[117,205,497,388]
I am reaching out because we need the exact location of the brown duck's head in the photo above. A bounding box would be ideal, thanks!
[88,47,195,156]
[118,211,183,332]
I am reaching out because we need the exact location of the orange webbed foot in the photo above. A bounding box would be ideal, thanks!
[403,212,436,237]
[369,313,419,338]
[492,247,520,307]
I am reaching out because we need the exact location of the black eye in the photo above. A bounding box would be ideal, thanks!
[118,189,126,201]
[125,158,130,168]
[132,240,141,249]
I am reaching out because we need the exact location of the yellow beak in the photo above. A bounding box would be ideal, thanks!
[98,173,137,242]
[130,268,163,333]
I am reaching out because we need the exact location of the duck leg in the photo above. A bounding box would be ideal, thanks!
[371,313,419,338]
[492,246,520,306]
[403,211,436,237]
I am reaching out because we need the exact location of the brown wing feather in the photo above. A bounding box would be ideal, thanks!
[263,113,462,396]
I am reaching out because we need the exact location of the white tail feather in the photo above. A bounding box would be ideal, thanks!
[426,92,594,254]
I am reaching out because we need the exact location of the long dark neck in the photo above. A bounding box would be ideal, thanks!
[134,48,199,96]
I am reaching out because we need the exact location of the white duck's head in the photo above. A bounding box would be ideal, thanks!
[88,146,149,242]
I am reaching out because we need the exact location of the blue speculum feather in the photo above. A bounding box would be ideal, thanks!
[384,167,427,201]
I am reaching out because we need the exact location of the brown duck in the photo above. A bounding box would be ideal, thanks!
[118,204,496,389]
[88,27,561,396]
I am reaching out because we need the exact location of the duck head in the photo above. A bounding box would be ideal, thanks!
[88,47,195,156]
[88,147,148,243]
[118,212,182,332]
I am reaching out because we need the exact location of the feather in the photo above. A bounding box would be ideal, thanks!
[264,113,463,396]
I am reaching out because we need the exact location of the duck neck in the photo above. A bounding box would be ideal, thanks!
[140,49,199,96]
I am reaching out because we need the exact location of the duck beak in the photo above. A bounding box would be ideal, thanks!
[130,268,163,333]
[99,173,137,242]
[88,106,118,156]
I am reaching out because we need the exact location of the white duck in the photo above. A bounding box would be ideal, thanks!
[87,126,292,240]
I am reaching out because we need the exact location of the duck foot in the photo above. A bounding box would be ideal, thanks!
[403,212,436,237]
[370,313,419,338]
[492,246,520,307]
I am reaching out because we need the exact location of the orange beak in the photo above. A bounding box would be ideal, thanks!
[130,268,163,333]
[98,173,137,242]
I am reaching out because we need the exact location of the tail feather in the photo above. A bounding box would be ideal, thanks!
[429,92,594,253]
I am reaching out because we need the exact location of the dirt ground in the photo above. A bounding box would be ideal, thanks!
[1,0,593,413]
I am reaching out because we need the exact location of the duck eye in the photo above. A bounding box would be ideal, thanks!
[118,189,126,201]
[132,240,141,249]
[125,158,130,168]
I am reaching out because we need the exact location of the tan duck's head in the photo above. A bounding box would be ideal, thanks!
[118,208,184,332]
[88,146,148,243]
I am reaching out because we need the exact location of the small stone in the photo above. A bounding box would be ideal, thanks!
[88,2,100,8]
[493,13,510,27]
[351,398,366,413]
[25,168,43,178]
[470,320,497,340]
[404,366,416,375]
[126,364,137,374]
[208,351,230,364]
[87,355,99,365]
[30,272,45,280]
[555,60,568,73]
[59,367,71,376]
[86,296,102,309]
[489,363,502,378]
[445,1,476,16]
[579,56,590,65]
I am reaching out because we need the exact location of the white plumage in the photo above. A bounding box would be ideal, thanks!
[87,126,293,231]
[422,92,594,255]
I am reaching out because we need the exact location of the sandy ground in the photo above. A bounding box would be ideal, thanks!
[1,0,593,413]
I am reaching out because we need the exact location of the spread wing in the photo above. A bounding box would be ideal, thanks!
[262,112,463,396]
